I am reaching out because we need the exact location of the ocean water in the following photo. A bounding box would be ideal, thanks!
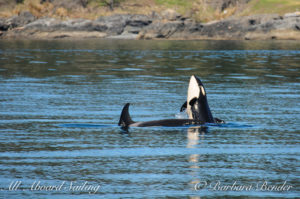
[0,39,299,198]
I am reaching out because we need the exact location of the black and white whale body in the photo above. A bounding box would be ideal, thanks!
[180,75,224,124]
[118,103,204,128]
[118,75,224,129]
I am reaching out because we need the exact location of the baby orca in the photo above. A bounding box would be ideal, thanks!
[180,75,224,124]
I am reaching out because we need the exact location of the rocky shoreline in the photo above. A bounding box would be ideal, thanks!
[1,10,300,40]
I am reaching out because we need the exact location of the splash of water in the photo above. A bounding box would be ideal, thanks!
[175,111,188,119]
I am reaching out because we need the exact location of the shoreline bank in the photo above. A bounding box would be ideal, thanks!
[1,11,300,40]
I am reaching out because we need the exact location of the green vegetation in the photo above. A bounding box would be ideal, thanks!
[155,0,192,8]
[94,0,124,11]
[0,0,299,22]
[240,0,300,16]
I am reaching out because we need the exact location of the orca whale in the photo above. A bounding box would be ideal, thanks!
[180,75,224,124]
[118,103,205,128]
[118,75,224,129]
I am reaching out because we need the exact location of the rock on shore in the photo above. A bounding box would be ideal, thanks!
[1,10,300,40]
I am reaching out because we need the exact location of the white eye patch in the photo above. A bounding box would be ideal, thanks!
[200,86,206,96]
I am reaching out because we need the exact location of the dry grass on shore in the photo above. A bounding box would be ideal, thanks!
[0,0,299,22]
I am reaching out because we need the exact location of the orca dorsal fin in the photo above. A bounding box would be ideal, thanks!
[118,103,135,127]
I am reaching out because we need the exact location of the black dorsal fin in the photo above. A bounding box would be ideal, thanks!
[118,103,135,127]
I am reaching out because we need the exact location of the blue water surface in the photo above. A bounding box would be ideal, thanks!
[0,39,299,198]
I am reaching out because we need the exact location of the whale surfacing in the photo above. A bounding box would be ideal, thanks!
[180,75,224,124]
[118,103,204,128]
[118,75,224,129]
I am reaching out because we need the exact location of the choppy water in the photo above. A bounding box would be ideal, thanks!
[0,39,299,198]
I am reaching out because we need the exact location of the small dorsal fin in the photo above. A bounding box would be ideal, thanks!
[118,103,135,127]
